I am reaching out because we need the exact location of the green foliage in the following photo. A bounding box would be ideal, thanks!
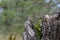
[35,19,42,39]
[0,0,57,40]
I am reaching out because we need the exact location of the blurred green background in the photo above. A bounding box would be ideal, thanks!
[0,0,60,40]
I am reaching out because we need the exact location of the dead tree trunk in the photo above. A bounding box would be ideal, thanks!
[24,17,37,40]
[41,13,60,40]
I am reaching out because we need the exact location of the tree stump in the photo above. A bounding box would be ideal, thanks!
[24,17,37,40]
[41,13,60,40]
